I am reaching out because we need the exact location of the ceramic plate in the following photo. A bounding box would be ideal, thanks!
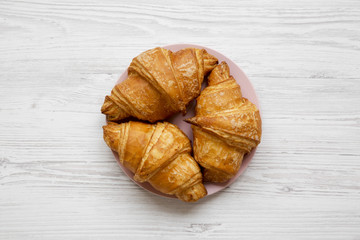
[110,44,261,199]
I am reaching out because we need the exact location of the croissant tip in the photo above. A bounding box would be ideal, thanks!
[184,118,195,124]
[176,182,207,202]
[102,122,118,134]
[101,95,110,112]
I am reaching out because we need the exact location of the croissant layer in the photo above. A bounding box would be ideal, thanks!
[186,61,262,183]
[103,121,207,202]
[101,47,218,122]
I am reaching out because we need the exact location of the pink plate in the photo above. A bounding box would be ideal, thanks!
[109,44,261,200]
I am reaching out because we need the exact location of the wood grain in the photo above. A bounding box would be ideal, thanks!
[1,0,360,239]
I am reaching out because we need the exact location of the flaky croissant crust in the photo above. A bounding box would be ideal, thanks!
[103,121,207,202]
[101,47,218,123]
[186,61,262,182]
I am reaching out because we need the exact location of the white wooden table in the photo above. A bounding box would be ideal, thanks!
[1,0,360,239]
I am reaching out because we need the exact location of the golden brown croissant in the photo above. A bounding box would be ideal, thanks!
[103,121,207,202]
[186,62,262,183]
[101,47,218,122]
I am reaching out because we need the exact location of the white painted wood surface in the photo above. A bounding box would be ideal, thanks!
[1,0,360,239]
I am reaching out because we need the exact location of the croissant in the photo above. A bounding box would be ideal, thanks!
[186,62,262,183]
[101,47,218,122]
[103,121,207,202]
